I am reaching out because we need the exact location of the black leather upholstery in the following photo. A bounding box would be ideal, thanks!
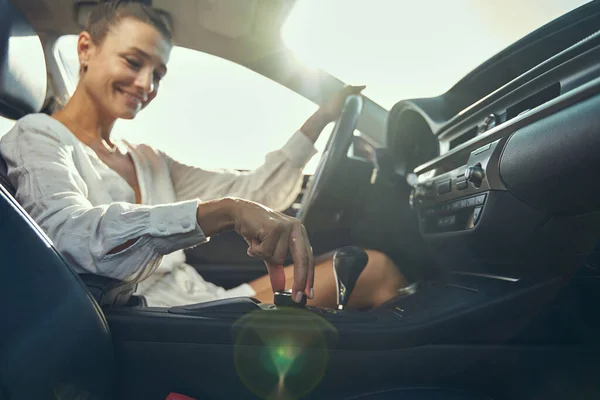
[82,273,146,307]
[345,388,492,400]
[0,183,116,399]
[0,154,13,196]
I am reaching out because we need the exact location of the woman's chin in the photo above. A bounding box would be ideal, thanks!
[115,108,139,120]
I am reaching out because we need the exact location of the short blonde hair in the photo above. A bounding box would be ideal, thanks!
[84,1,172,45]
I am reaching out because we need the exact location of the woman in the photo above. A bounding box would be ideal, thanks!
[0,1,406,309]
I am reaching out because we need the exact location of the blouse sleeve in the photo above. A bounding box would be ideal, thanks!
[164,131,317,212]
[0,119,208,282]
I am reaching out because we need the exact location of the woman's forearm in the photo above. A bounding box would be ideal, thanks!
[195,197,237,237]
[300,109,331,143]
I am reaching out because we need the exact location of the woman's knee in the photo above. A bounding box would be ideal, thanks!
[364,249,407,286]
[364,250,397,275]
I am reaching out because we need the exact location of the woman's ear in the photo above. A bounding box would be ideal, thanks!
[77,31,94,73]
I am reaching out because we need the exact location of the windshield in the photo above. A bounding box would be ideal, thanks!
[282,0,591,110]
[54,36,330,174]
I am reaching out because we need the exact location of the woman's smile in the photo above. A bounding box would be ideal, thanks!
[115,86,144,110]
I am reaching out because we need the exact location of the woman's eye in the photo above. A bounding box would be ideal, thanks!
[125,58,141,69]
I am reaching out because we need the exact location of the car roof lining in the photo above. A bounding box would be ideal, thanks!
[12,0,297,66]
[10,0,389,142]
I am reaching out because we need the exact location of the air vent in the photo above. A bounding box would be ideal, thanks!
[506,82,561,120]
[449,126,477,150]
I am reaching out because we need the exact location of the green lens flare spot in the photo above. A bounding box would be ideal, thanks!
[233,308,337,400]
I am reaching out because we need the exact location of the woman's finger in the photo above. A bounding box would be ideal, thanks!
[288,222,310,303]
[301,225,315,298]
[264,260,286,293]
[271,227,291,266]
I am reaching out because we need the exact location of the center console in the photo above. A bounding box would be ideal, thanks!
[411,138,506,235]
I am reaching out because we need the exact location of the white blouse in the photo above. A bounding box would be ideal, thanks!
[0,113,317,288]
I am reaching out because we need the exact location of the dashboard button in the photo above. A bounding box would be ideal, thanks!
[476,194,486,205]
[473,206,483,224]
[423,208,435,217]
[456,179,468,190]
[437,180,451,195]
[472,143,492,155]
[437,215,456,227]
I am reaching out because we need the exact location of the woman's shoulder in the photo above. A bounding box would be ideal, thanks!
[2,113,75,146]
[124,140,168,162]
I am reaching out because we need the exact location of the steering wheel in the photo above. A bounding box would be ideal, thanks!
[297,94,364,223]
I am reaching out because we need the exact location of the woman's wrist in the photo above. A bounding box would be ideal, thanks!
[195,197,240,237]
[300,109,331,143]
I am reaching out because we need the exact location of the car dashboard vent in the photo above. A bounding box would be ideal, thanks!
[506,82,561,119]
[449,126,477,150]
[448,82,561,150]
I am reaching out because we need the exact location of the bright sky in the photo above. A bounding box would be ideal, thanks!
[282,0,591,109]
[52,0,589,172]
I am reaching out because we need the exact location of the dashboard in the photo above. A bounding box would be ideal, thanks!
[385,18,600,278]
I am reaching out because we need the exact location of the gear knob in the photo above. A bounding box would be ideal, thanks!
[333,247,368,310]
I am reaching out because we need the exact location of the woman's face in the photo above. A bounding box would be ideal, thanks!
[77,18,171,120]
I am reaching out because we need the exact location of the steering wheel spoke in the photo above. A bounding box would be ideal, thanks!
[298,95,364,224]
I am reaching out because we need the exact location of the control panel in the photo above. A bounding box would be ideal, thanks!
[410,137,508,234]
[420,193,487,233]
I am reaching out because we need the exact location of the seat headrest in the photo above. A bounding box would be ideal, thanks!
[0,0,47,119]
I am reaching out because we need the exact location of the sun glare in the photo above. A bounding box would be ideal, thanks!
[282,0,592,109]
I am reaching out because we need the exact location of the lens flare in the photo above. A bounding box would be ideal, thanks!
[233,307,336,399]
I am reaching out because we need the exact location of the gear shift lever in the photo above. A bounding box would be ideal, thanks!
[333,247,368,310]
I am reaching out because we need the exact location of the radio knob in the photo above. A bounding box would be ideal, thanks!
[464,163,485,187]
[410,186,425,208]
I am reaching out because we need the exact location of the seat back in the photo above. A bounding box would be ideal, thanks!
[0,1,116,398]
[0,155,14,196]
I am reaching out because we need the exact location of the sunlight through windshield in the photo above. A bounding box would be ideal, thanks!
[282,0,591,110]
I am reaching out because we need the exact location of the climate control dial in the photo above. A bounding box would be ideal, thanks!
[464,163,485,187]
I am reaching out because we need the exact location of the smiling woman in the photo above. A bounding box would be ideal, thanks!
[53,35,331,174]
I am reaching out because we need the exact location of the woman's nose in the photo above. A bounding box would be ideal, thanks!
[135,70,155,95]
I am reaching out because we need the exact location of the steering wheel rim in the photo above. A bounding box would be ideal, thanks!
[297,94,364,223]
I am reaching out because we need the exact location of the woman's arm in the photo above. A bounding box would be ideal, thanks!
[165,85,365,211]
[164,130,316,211]
[300,85,366,143]
[1,118,315,299]
[1,120,207,282]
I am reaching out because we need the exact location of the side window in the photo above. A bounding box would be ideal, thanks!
[53,35,330,174]
[0,116,16,137]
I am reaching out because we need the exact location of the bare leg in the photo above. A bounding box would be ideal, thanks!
[248,249,408,310]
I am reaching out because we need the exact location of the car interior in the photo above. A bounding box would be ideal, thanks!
[2,0,600,399]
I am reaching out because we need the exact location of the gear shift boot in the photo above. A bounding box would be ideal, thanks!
[333,247,369,310]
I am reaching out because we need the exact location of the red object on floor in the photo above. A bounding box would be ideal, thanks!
[165,393,196,400]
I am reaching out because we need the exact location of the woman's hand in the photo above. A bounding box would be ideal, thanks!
[196,198,314,303]
[319,84,366,124]
[301,84,366,143]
